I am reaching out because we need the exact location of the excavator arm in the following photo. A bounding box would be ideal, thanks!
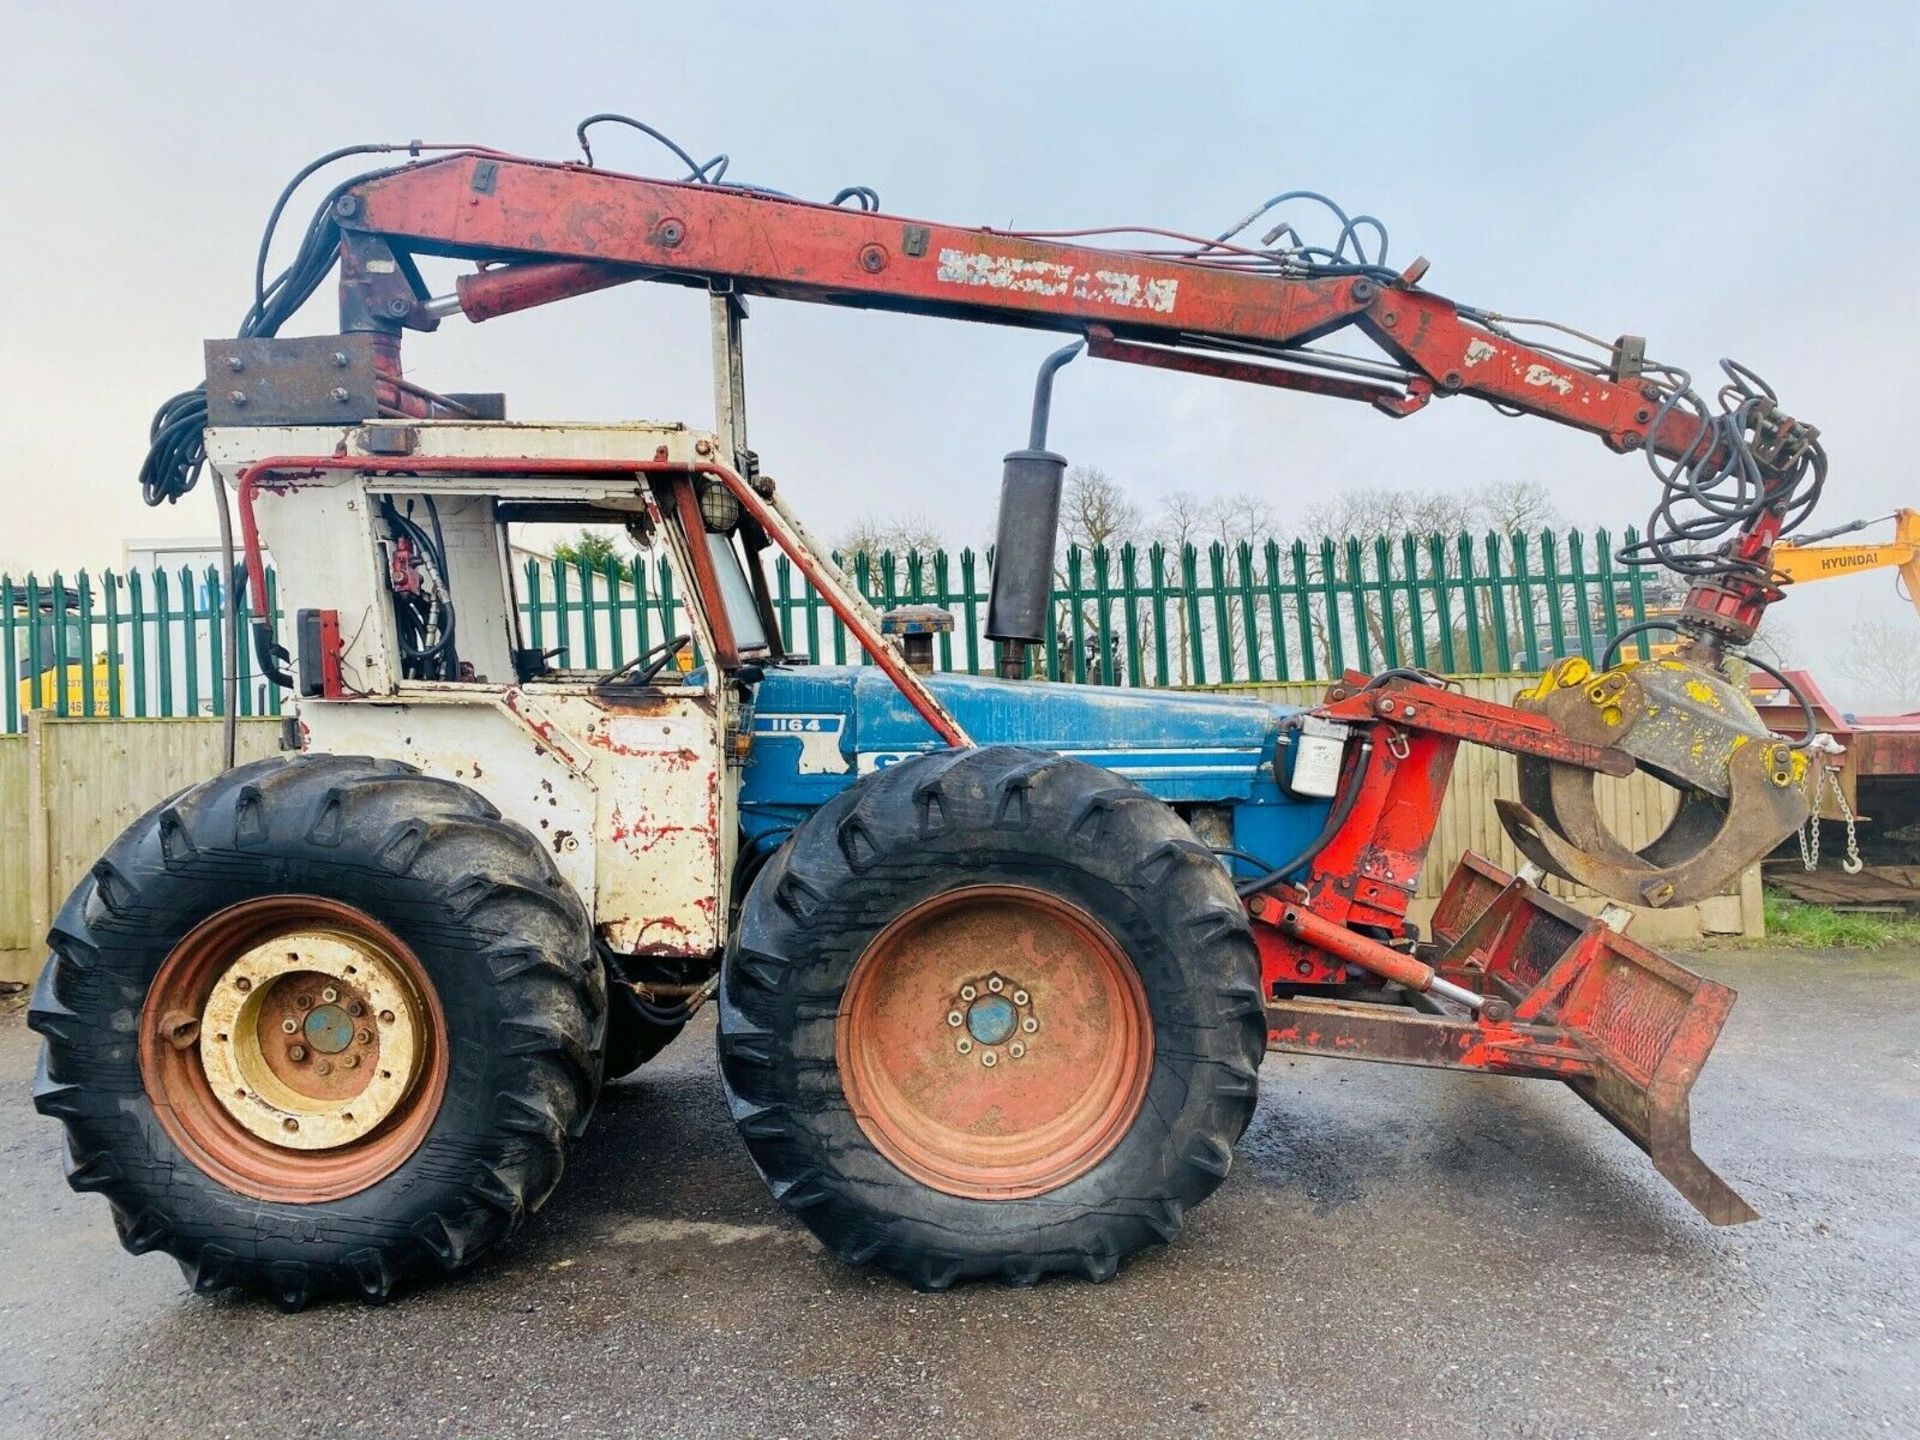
[1774,509,1920,618]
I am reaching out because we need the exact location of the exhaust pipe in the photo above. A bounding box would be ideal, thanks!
[986,341,1081,679]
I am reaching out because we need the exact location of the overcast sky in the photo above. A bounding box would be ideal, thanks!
[2,3,1915,699]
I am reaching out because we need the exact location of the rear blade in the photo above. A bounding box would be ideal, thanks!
[1430,854,1758,1225]
[1266,853,1757,1226]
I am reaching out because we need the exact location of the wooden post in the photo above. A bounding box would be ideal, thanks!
[25,710,49,957]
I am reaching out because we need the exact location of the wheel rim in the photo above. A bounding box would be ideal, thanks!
[837,884,1153,1200]
[140,895,448,1204]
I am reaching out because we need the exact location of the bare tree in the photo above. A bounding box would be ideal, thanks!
[1059,465,1141,553]
[1137,490,1285,683]
[1046,467,1141,681]
[1300,485,1477,543]
[1835,618,1920,710]
[1469,478,1559,534]
[1148,491,1213,685]
[1152,489,1211,553]
[835,513,945,594]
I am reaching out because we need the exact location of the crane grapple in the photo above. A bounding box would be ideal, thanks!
[1498,655,1818,908]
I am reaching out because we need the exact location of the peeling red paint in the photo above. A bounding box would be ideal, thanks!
[503,688,580,766]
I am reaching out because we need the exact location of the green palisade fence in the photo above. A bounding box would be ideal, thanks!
[0,526,1667,734]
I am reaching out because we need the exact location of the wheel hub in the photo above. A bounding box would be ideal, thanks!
[948,973,1038,1061]
[303,1003,355,1054]
[964,992,1018,1047]
[195,929,424,1151]
[839,884,1152,1200]
[140,896,448,1203]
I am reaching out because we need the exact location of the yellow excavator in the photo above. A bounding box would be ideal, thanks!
[11,593,116,717]
[1617,509,1918,658]
[1773,508,1920,615]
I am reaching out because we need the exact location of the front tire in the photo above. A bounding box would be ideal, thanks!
[717,746,1265,1290]
[28,754,604,1308]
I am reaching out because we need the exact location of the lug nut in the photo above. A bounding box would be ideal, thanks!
[321,986,339,1004]
[1009,1042,1025,1059]
[343,1055,360,1070]
[356,1028,372,1045]
[956,1037,973,1054]
[947,1011,963,1028]
[317,1060,334,1076]
[281,1017,299,1034]
[1012,989,1029,1006]
[981,1050,998,1068]
[959,985,977,1002]
[987,976,1004,994]
[348,1001,365,1017]
[288,1045,307,1062]
[296,994,313,1010]
[1022,1017,1039,1033]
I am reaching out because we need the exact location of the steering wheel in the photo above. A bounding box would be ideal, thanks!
[601,633,692,688]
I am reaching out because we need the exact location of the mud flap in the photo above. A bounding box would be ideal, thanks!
[1266,853,1758,1226]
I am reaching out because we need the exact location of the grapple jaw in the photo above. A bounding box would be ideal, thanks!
[1265,853,1758,1226]
[1496,655,1816,908]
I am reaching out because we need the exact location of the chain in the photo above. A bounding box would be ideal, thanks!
[1836,770,1863,874]
[1798,758,1863,875]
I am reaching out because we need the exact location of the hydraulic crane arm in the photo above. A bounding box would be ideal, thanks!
[344,152,1724,467]
[144,128,1839,919]
[325,149,1821,655]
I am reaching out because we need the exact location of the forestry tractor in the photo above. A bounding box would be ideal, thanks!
[30,121,1832,1306]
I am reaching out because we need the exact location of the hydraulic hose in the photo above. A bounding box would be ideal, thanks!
[1235,739,1373,898]
[212,472,240,770]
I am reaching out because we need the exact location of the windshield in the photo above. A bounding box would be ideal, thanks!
[16,619,87,681]
[707,531,769,653]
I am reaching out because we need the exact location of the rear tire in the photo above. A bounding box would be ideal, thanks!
[717,745,1264,1290]
[28,754,604,1308]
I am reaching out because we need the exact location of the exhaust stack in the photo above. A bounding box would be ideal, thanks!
[986,342,1081,679]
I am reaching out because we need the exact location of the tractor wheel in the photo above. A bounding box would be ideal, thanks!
[28,754,604,1309]
[717,745,1265,1290]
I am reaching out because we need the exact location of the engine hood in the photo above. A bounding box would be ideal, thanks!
[744,665,1301,808]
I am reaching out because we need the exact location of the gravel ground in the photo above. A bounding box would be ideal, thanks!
[0,944,1914,1440]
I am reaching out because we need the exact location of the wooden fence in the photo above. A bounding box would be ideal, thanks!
[0,692,1759,983]
[1,718,283,983]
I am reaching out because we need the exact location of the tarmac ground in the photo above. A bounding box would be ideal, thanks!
[0,944,1913,1439]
